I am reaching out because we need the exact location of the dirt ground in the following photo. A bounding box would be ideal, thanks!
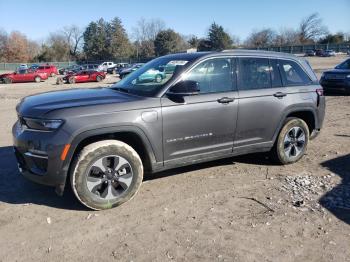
[0,55,349,262]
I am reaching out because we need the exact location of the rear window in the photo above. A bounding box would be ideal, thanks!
[238,58,271,90]
[278,59,311,86]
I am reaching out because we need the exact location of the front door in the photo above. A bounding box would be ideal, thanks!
[161,57,238,163]
[77,71,90,82]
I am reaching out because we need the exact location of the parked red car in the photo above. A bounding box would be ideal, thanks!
[36,65,58,77]
[58,70,106,84]
[0,70,48,84]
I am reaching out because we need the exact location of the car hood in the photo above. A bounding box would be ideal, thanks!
[324,68,350,74]
[0,73,12,78]
[17,87,143,117]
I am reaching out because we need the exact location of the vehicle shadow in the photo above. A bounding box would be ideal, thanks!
[145,152,276,181]
[0,146,86,211]
[320,154,350,225]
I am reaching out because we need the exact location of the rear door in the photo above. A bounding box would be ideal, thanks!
[161,57,239,162]
[77,71,90,82]
[234,57,314,149]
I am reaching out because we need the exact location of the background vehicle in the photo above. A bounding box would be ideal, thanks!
[119,63,144,79]
[323,50,336,57]
[305,50,316,56]
[107,63,130,74]
[30,64,40,70]
[136,68,165,83]
[81,64,100,71]
[58,65,82,75]
[0,69,48,83]
[58,70,106,84]
[18,64,28,70]
[13,50,325,210]
[36,65,58,77]
[98,61,116,72]
[315,49,325,56]
[320,58,350,93]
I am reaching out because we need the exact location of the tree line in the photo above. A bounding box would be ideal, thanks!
[0,13,349,63]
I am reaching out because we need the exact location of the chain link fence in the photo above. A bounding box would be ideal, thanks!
[249,42,350,54]
[1,43,349,72]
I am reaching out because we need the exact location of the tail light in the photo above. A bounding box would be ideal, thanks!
[316,88,323,107]
[316,88,324,96]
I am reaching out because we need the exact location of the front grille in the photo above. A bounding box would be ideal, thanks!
[325,74,346,80]
[14,147,48,175]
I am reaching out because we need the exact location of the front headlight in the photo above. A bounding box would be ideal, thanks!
[22,118,63,131]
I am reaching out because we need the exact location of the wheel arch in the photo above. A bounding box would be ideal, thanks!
[58,126,158,195]
[272,107,317,143]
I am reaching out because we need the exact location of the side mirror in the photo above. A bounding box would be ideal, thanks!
[167,80,200,96]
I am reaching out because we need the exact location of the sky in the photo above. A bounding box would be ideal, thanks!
[0,0,349,42]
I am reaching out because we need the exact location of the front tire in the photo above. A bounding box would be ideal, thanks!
[272,118,309,165]
[155,74,162,83]
[68,77,75,84]
[3,78,12,84]
[70,140,143,210]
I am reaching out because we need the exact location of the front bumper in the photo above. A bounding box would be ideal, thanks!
[320,79,350,93]
[12,121,70,188]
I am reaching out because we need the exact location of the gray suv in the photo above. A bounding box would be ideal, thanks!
[12,50,325,210]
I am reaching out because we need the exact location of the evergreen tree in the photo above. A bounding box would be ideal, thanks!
[108,17,133,59]
[208,23,233,50]
[154,29,183,56]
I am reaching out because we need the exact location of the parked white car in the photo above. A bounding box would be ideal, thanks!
[98,62,116,72]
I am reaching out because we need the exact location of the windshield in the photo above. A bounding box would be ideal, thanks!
[335,59,350,70]
[111,57,190,96]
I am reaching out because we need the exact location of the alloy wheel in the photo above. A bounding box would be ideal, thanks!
[283,127,306,159]
[86,155,133,200]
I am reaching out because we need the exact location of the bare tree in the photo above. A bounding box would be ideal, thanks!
[230,34,240,47]
[132,18,165,59]
[299,13,328,43]
[245,28,276,47]
[0,29,8,62]
[274,28,300,46]
[62,25,83,59]
[132,18,165,42]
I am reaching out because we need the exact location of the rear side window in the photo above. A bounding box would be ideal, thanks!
[238,58,271,90]
[278,59,311,86]
[38,66,44,69]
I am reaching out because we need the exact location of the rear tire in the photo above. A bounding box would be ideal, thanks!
[96,75,103,82]
[34,76,41,83]
[68,77,75,84]
[70,140,143,210]
[271,117,309,164]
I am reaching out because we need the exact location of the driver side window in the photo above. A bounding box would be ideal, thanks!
[184,58,234,94]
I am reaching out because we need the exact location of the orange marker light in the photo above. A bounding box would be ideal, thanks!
[61,144,71,161]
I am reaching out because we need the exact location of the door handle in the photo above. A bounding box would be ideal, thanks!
[273,92,287,98]
[217,97,235,104]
